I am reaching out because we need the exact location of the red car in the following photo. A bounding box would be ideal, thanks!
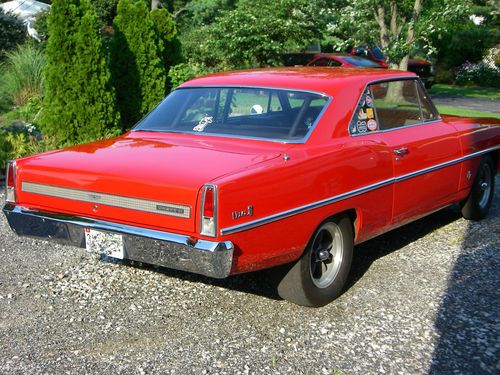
[307,54,383,68]
[351,45,434,86]
[4,68,499,307]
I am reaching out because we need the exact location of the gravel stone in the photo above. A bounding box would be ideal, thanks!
[0,177,498,374]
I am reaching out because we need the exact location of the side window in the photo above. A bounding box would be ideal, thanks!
[349,79,439,135]
[310,58,330,66]
[328,59,342,67]
[371,80,421,130]
[416,82,439,121]
[349,87,379,135]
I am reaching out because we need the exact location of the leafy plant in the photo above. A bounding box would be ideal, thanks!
[0,8,26,58]
[455,61,500,88]
[40,0,121,145]
[193,0,322,69]
[167,62,211,89]
[0,44,45,107]
[111,0,166,127]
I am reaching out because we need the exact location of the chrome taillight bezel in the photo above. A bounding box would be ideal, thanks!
[5,160,17,203]
[200,184,218,237]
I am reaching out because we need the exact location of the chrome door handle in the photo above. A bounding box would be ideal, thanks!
[394,147,409,157]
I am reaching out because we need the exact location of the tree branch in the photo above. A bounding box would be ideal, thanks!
[373,3,389,49]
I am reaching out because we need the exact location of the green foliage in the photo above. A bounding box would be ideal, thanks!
[150,7,181,90]
[0,124,58,170]
[435,26,500,68]
[0,8,26,58]
[190,0,323,69]
[90,0,119,25]
[0,44,45,107]
[167,62,211,88]
[455,61,500,88]
[34,8,51,43]
[111,0,166,127]
[325,0,470,65]
[175,0,235,28]
[40,0,121,145]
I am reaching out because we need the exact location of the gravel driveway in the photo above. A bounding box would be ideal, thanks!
[0,178,499,374]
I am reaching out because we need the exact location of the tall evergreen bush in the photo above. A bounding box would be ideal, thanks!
[111,0,166,127]
[40,0,120,145]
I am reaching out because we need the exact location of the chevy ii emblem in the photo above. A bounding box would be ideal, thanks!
[232,205,253,220]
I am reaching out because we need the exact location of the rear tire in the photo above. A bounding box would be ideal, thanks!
[461,155,495,220]
[276,215,353,307]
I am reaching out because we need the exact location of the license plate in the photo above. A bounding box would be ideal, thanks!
[85,228,124,259]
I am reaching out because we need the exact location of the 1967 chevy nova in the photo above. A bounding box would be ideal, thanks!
[3,68,500,306]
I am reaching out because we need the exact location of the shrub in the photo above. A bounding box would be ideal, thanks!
[167,62,211,89]
[111,0,166,127]
[40,0,121,145]
[90,0,119,25]
[0,44,45,107]
[0,9,25,58]
[0,122,58,170]
[455,61,500,88]
[34,8,51,43]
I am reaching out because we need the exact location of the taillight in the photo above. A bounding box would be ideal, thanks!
[5,161,17,203]
[200,184,217,237]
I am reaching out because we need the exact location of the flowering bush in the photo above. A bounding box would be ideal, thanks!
[455,61,500,88]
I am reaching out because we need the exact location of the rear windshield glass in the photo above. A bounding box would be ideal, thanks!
[133,87,329,141]
[342,56,381,67]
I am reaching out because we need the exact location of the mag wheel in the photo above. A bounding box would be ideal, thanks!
[461,155,495,221]
[277,215,353,307]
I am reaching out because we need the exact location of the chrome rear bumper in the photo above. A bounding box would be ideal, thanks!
[3,204,234,278]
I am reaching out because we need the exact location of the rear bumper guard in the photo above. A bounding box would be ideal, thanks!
[3,204,234,278]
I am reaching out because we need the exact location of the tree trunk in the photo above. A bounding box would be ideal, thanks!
[151,0,160,10]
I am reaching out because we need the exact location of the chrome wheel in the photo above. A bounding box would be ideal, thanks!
[310,222,344,288]
[478,162,493,209]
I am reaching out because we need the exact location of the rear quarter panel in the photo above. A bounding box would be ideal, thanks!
[215,137,393,274]
[443,116,500,196]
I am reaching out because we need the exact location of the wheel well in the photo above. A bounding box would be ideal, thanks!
[490,150,499,174]
[324,209,359,241]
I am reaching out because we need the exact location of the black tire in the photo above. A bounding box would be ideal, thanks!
[276,215,353,307]
[461,155,495,220]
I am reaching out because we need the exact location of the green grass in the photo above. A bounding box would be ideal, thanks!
[436,105,500,119]
[429,84,500,99]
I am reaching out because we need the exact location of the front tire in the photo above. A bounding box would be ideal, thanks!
[277,215,353,307]
[461,155,495,220]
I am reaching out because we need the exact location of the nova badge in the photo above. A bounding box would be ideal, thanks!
[232,205,253,220]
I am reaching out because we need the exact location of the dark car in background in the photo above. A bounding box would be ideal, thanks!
[351,45,434,87]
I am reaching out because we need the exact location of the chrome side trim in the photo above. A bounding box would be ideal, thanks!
[220,146,500,235]
[3,204,233,278]
[22,182,191,219]
[221,177,394,236]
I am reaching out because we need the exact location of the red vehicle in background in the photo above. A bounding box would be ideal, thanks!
[351,45,434,87]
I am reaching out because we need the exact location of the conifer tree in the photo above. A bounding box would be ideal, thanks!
[111,0,166,127]
[40,0,120,145]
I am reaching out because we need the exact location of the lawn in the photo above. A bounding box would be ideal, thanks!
[436,105,500,119]
[429,84,500,99]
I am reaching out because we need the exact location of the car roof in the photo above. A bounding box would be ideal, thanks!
[181,67,415,96]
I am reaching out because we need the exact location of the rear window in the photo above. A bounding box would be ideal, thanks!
[134,87,329,141]
[341,56,381,68]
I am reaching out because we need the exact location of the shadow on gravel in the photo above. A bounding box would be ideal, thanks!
[347,207,462,290]
[123,259,282,301]
[429,180,499,374]
[124,205,466,303]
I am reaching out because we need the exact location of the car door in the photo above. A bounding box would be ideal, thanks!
[372,79,462,223]
[350,79,462,224]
